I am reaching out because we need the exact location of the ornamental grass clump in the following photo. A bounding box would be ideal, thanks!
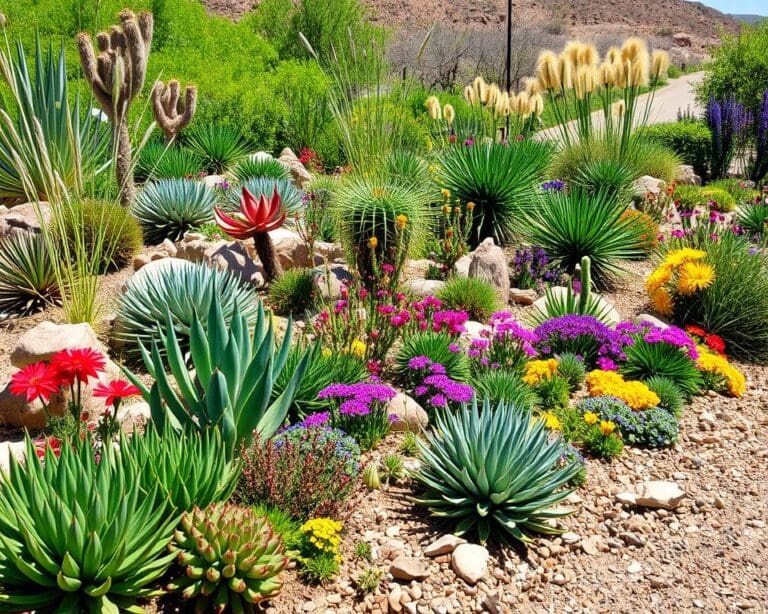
[472,370,538,410]
[413,399,581,544]
[394,331,471,386]
[437,276,499,321]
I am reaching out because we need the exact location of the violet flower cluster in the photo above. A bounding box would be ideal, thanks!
[631,321,699,360]
[469,311,538,371]
[408,355,474,410]
[318,382,397,416]
[510,246,563,290]
[535,315,634,365]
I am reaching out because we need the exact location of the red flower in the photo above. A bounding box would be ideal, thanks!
[34,436,61,459]
[214,187,286,240]
[685,325,707,339]
[705,334,726,355]
[9,362,61,403]
[93,380,141,407]
[49,348,106,386]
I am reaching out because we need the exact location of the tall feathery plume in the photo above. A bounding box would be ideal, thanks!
[426,95,442,120]
[517,92,532,117]
[651,50,670,81]
[621,37,647,64]
[486,82,501,107]
[612,100,626,117]
[578,43,599,68]
[508,92,520,115]
[562,41,582,69]
[464,84,477,105]
[495,91,511,116]
[630,50,650,87]
[558,53,574,90]
[525,77,542,97]
[614,60,629,89]
[530,93,545,116]
[536,50,561,90]
[473,76,488,105]
[598,61,616,87]
[605,47,621,64]
[444,104,455,125]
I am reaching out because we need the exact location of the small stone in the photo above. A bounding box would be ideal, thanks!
[649,576,672,589]
[509,288,537,305]
[627,562,643,574]
[693,600,705,608]
[580,536,600,555]
[451,543,489,585]
[388,585,403,612]
[561,532,581,545]
[423,534,466,557]
[326,594,342,604]
[386,525,401,537]
[618,481,686,510]
[551,573,569,586]
[390,557,429,581]
[302,602,317,611]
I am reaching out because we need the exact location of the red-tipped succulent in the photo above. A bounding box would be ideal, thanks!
[214,186,286,283]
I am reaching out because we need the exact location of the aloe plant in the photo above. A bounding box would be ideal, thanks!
[125,297,314,458]
[413,399,581,544]
[0,436,178,612]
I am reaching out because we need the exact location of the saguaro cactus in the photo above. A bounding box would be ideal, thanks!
[151,79,197,143]
[77,10,153,206]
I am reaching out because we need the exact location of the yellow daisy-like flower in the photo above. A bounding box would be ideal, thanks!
[523,359,560,386]
[650,287,674,317]
[663,248,707,268]
[395,214,408,230]
[696,351,747,398]
[368,236,378,249]
[644,266,672,294]
[543,412,561,430]
[466,201,476,211]
[322,347,333,358]
[583,411,598,425]
[599,420,616,436]
[349,339,366,358]
[677,261,715,295]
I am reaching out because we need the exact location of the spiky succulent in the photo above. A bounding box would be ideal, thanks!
[413,399,581,543]
[185,124,251,174]
[0,231,60,320]
[168,504,287,612]
[225,178,303,215]
[132,178,216,244]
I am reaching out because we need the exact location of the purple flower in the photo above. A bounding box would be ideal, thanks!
[408,355,432,370]
[301,411,330,427]
[541,179,566,191]
[340,399,370,416]
[388,413,400,424]
[429,394,448,407]
[534,314,633,364]
[429,362,446,374]
[596,357,618,371]
[448,343,460,353]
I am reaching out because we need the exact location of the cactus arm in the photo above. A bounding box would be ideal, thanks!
[578,255,591,314]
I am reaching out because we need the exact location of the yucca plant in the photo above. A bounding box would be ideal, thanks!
[519,189,645,289]
[122,425,241,513]
[167,503,287,611]
[232,157,291,182]
[124,296,313,457]
[382,150,431,187]
[620,338,703,399]
[437,140,553,247]
[0,231,60,319]
[0,436,178,612]
[574,158,637,202]
[225,178,303,216]
[394,331,471,385]
[413,400,580,543]
[135,142,203,182]
[114,260,259,359]
[185,125,251,174]
[736,203,768,238]
[132,178,216,244]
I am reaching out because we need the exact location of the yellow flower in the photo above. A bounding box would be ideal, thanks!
[350,339,366,358]
[466,202,476,211]
[583,411,598,425]
[586,370,660,410]
[696,352,746,398]
[650,287,674,317]
[543,412,561,430]
[441,188,451,199]
[644,266,672,294]
[663,248,706,268]
[395,215,408,230]
[322,348,332,358]
[523,359,560,386]
[368,236,378,249]
[599,420,616,436]
[677,261,715,295]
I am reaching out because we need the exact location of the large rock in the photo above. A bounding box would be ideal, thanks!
[631,176,665,198]
[277,147,313,189]
[314,241,345,264]
[451,544,490,585]
[672,32,692,47]
[0,202,51,238]
[264,228,313,270]
[11,321,107,368]
[389,556,429,581]
[175,239,263,285]
[616,481,686,510]
[0,441,25,474]
[635,313,669,330]
[468,238,509,304]
[387,393,428,432]
[454,255,471,278]
[201,174,229,190]
[314,264,353,300]
[531,287,621,326]
[675,164,702,186]
[405,278,446,298]
[509,288,538,306]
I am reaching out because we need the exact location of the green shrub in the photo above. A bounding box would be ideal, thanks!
[114,260,258,359]
[268,269,317,316]
[57,199,143,272]
[574,158,637,202]
[168,503,287,610]
[473,370,538,410]
[0,436,177,612]
[645,375,685,417]
[533,374,571,411]
[272,344,368,420]
[702,187,737,212]
[641,121,711,178]
[132,178,216,244]
[184,124,251,173]
[673,233,768,362]
[413,400,581,543]
[135,142,203,182]
[707,179,760,204]
[620,337,703,399]
[394,331,470,385]
[437,140,553,247]
[232,157,291,182]
[0,231,59,319]
[436,276,499,321]
[518,189,646,289]
[557,352,586,391]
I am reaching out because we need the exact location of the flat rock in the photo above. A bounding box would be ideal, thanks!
[631,175,665,197]
[387,393,428,432]
[267,227,313,270]
[451,543,489,585]
[617,481,686,510]
[424,534,466,557]
[509,288,537,305]
[390,556,429,581]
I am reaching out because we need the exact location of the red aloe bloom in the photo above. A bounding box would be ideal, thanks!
[214,187,286,240]
[705,333,726,355]
[93,380,141,407]
[9,362,61,403]
[49,348,106,386]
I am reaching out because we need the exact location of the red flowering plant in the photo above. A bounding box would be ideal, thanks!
[93,379,141,442]
[685,325,727,356]
[299,147,322,173]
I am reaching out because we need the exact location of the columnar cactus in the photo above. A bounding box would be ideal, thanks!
[168,503,287,612]
[77,10,153,206]
[578,255,592,314]
[151,79,197,143]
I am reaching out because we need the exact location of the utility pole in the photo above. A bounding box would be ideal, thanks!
[505,0,513,139]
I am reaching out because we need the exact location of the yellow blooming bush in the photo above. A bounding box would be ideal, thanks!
[645,248,715,317]
[523,359,559,386]
[586,370,660,410]
[541,411,561,430]
[300,518,343,563]
[696,350,747,398]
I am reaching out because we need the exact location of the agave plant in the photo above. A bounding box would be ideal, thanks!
[114,259,259,359]
[225,177,304,215]
[185,124,251,173]
[413,399,581,543]
[132,178,217,244]
[215,187,287,283]
[518,188,645,289]
[0,231,60,319]
[232,157,291,182]
[0,436,178,612]
[122,425,241,513]
[167,503,287,611]
[736,203,768,238]
[124,295,313,457]
[437,140,553,247]
[134,142,203,182]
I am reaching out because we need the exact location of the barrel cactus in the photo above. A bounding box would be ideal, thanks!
[168,503,287,612]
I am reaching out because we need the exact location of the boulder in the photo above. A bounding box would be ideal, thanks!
[675,164,702,186]
[387,393,428,432]
[405,278,446,298]
[631,176,665,198]
[11,321,107,368]
[672,32,692,47]
[313,264,353,300]
[117,401,151,433]
[451,543,490,585]
[314,241,345,264]
[277,147,314,189]
[201,174,229,190]
[263,228,313,270]
[468,238,510,304]
[635,313,669,330]
[462,320,489,341]
[389,556,429,581]
[509,288,538,306]
[531,286,621,326]
[175,239,263,285]
[454,255,471,278]
[0,202,51,238]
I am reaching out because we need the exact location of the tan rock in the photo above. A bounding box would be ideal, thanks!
[387,393,428,432]
[390,556,429,581]
[469,237,509,304]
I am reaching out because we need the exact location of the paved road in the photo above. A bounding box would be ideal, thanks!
[537,72,704,141]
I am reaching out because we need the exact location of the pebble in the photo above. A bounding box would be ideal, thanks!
[627,562,643,574]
